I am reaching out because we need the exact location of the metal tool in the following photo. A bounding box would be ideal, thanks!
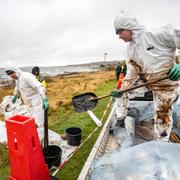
[72,75,168,112]
[43,109,62,169]
[72,92,98,113]
[44,109,49,154]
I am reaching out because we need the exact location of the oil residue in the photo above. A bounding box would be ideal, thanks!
[72,93,98,113]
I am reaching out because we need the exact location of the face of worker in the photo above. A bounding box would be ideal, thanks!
[34,71,39,76]
[9,72,17,80]
[117,30,133,42]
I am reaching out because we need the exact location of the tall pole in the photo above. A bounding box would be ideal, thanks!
[104,53,108,65]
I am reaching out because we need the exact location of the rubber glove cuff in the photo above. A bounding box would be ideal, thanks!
[168,64,180,81]
[111,89,123,98]
[43,97,49,111]
[12,96,17,104]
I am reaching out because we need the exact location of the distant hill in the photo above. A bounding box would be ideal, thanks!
[0,60,122,80]
[20,60,120,69]
[20,60,121,76]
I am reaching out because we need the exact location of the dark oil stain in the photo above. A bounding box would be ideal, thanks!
[72,93,98,113]
[156,98,171,125]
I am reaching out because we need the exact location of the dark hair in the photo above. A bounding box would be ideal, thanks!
[116,28,125,34]
[6,70,15,75]
[32,66,40,76]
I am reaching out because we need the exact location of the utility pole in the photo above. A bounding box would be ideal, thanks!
[104,52,108,65]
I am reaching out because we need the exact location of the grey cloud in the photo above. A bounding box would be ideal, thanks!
[0,0,179,67]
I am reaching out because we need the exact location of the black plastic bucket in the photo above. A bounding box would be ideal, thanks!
[43,145,62,168]
[66,127,82,146]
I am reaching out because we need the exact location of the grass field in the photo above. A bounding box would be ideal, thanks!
[0,68,116,180]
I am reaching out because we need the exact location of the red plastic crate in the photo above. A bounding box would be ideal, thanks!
[6,115,50,180]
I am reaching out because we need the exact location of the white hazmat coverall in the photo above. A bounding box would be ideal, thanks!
[114,12,180,141]
[13,70,46,128]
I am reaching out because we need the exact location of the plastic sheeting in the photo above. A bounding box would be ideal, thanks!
[0,123,76,162]
[112,101,154,149]
[113,116,136,149]
[113,126,135,149]
[0,96,31,143]
[0,96,31,118]
[0,120,63,146]
[113,100,154,131]
[0,121,7,143]
[173,104,180,129]
[90,141,180,180]
[128,101,154,122]
[0,96,77,162]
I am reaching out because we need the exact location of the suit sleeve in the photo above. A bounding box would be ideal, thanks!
[121,59,140,91]
[26,74,47,98]
[13,81,20,97]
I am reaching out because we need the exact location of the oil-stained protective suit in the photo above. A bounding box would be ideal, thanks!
[114,11,180,141]
[13,69,47,127]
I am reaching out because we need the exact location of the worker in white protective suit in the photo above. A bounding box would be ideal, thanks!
[111,11,180,141]
[6,69,49,128]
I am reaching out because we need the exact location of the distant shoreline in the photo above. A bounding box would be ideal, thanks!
[0,61,119,85]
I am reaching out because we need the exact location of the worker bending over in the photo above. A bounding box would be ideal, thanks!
[6,68,49,128]
[112,10,180,141]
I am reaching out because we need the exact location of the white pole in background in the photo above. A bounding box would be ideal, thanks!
[104,52,108,65]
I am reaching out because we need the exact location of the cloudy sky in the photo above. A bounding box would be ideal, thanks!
[0,0,179,67]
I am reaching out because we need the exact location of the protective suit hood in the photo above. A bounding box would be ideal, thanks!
[5,67,21,79]
[114,11,145,43]
[13,69,21,79]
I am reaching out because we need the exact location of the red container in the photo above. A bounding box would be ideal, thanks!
[6,115,50,180]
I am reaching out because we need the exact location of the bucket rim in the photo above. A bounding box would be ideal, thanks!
[66,127,82,136]
[43,145,62,158]
[45,145,62,149]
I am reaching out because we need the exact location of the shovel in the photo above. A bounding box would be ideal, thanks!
[43,109,62,169]
[72,75,168,113]
[43,109,49,155]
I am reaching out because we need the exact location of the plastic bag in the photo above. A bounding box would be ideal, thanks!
[90,141,180,180]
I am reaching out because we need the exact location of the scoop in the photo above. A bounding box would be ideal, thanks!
[72,75,168,113]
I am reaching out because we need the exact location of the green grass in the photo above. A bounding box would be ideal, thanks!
[0,168,10,180]
[54,79,115,180]
[0,78,116,180]
[0,144,10,180]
